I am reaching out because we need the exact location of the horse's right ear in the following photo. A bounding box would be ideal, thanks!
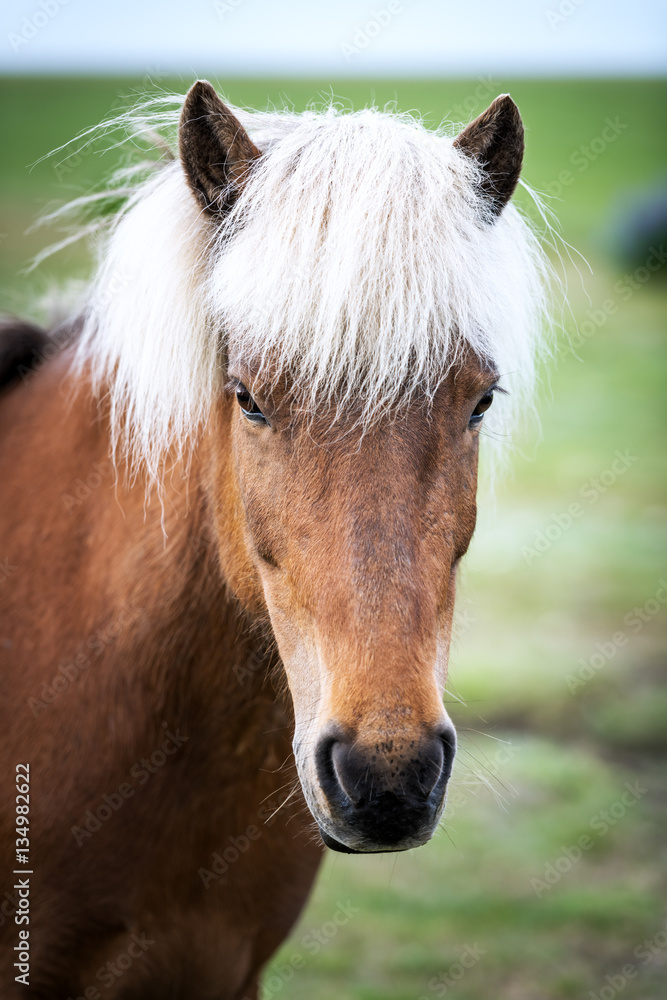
[179,80,261,216]
[453,94,524,217]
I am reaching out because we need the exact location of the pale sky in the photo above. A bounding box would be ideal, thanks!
[2,0,666,76]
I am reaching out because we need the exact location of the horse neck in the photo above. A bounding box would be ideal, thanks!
[93,403,274,725]
[3,343,279,733]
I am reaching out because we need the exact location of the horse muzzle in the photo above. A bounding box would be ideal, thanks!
[311,722,457,853]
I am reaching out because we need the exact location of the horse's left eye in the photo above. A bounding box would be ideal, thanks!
[469,391,494,428]
[236,385,268,424]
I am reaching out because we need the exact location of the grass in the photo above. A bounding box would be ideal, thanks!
[267,740,665,1000]
[1,75,665,999]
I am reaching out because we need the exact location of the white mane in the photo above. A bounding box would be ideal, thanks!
[60,95,552,477]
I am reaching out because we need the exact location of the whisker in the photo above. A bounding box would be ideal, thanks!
[263,786,300,824]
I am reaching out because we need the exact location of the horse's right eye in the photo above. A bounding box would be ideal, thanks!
[235,385,268,425]
[469,390,495,429]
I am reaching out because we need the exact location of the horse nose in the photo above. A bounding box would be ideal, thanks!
[330,732,451,804]
[315,724,456,850]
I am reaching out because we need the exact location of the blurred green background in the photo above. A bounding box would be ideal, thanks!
[1,75,665,999]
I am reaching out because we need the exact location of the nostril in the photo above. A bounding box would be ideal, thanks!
[315,732,352,809]
[415,727,457,799]
[436,725,457,788]
[331,741,364,806]
[415,736,444,797]
[315,735,371,808]
[315,724,456,813]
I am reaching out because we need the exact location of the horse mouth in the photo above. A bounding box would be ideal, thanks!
[318,826,412,854]
[318,828,363,853]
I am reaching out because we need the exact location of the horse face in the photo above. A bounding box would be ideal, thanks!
[218,351,496,853]
[179,82,525,852]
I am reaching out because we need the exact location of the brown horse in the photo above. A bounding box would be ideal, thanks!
[0,82,548,997]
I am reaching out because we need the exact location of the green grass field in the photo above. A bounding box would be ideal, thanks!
[1,76,665,999]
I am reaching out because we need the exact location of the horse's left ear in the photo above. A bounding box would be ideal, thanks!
[179,80,261,215]
[453,94,524,217]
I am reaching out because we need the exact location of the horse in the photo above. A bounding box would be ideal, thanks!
[0,81,549,997]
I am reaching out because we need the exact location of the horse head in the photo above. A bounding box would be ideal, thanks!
[177,81,527,853]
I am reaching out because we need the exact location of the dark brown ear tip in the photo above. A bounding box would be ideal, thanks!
[453,94,525,216]
[183,81,238,131]
[181,80,226,124]
[179,80,259,216]
[187,79,216,98]
[490,94,523,126]
[182,80,221,116]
